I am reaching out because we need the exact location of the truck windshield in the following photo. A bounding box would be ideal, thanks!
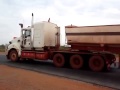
[25,30,31,36]
[22,30,31,37]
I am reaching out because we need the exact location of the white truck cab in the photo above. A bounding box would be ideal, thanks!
[6,26,32,61]
[6,21,60,61]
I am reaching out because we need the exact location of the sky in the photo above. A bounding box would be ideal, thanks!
[1,0,120,45]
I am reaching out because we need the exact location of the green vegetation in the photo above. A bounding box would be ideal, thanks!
[0,44,5,52]
[59,46,70,50]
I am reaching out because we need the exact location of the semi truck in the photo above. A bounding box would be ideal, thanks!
[5,14,117,72]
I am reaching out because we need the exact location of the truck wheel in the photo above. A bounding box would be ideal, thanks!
[53,53,65,67]
[89,56,104,72]
[70,55,83,69]
[9,50,19,62]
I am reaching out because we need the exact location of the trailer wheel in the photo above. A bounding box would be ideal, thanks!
[70,55,83,69]
[9,50,19,62]
[89,56,104,72]
[53,53,65,67]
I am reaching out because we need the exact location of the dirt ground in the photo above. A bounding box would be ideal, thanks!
[0,65,114,90]
[0,52,5,55]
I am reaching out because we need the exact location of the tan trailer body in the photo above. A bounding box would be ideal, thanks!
[65,25,120,44]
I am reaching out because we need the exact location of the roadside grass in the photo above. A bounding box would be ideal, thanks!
[0,48,5,52]
[59,46,70,50]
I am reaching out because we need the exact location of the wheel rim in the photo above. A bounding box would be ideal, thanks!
[89,56,104,72]
[53,53,65,67]
[74,58,80,65]
[93,59,101,67]
[56,56,63,63]
[10,50,18,61]
[11,53,17,61]
[70,55,83,69]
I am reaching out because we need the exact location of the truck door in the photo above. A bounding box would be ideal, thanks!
[22,30,31,48]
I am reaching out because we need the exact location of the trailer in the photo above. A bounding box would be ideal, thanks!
[6,15,116,72]
[65,24,120,53]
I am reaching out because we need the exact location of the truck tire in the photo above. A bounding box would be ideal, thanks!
[89,56,104,72]
[9,50,19,62]
[53,53,65,67]
[70,55,83,69]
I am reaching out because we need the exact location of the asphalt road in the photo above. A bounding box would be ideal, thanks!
[0,55,120,89]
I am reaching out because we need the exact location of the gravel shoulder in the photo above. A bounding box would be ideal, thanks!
[0,65,114,90]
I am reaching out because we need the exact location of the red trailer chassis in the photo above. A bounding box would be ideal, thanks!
[19,46,115,72]
[70,43,120,54]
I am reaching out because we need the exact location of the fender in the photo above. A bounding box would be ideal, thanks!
[6,43,21,58]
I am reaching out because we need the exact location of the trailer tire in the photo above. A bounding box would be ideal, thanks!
[70,55,83,69]
[89,56,104,72]
[53,53,65,67]
[9,50,19,62]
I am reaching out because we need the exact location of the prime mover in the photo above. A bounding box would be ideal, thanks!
[6,16,117,72]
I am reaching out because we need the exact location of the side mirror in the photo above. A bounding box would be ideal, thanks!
[19,23,23,28]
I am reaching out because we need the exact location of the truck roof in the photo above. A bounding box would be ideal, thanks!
[34,21,58,26]
[65,24,120,28]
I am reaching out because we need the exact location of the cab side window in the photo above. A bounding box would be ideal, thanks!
[25,30,31,37]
